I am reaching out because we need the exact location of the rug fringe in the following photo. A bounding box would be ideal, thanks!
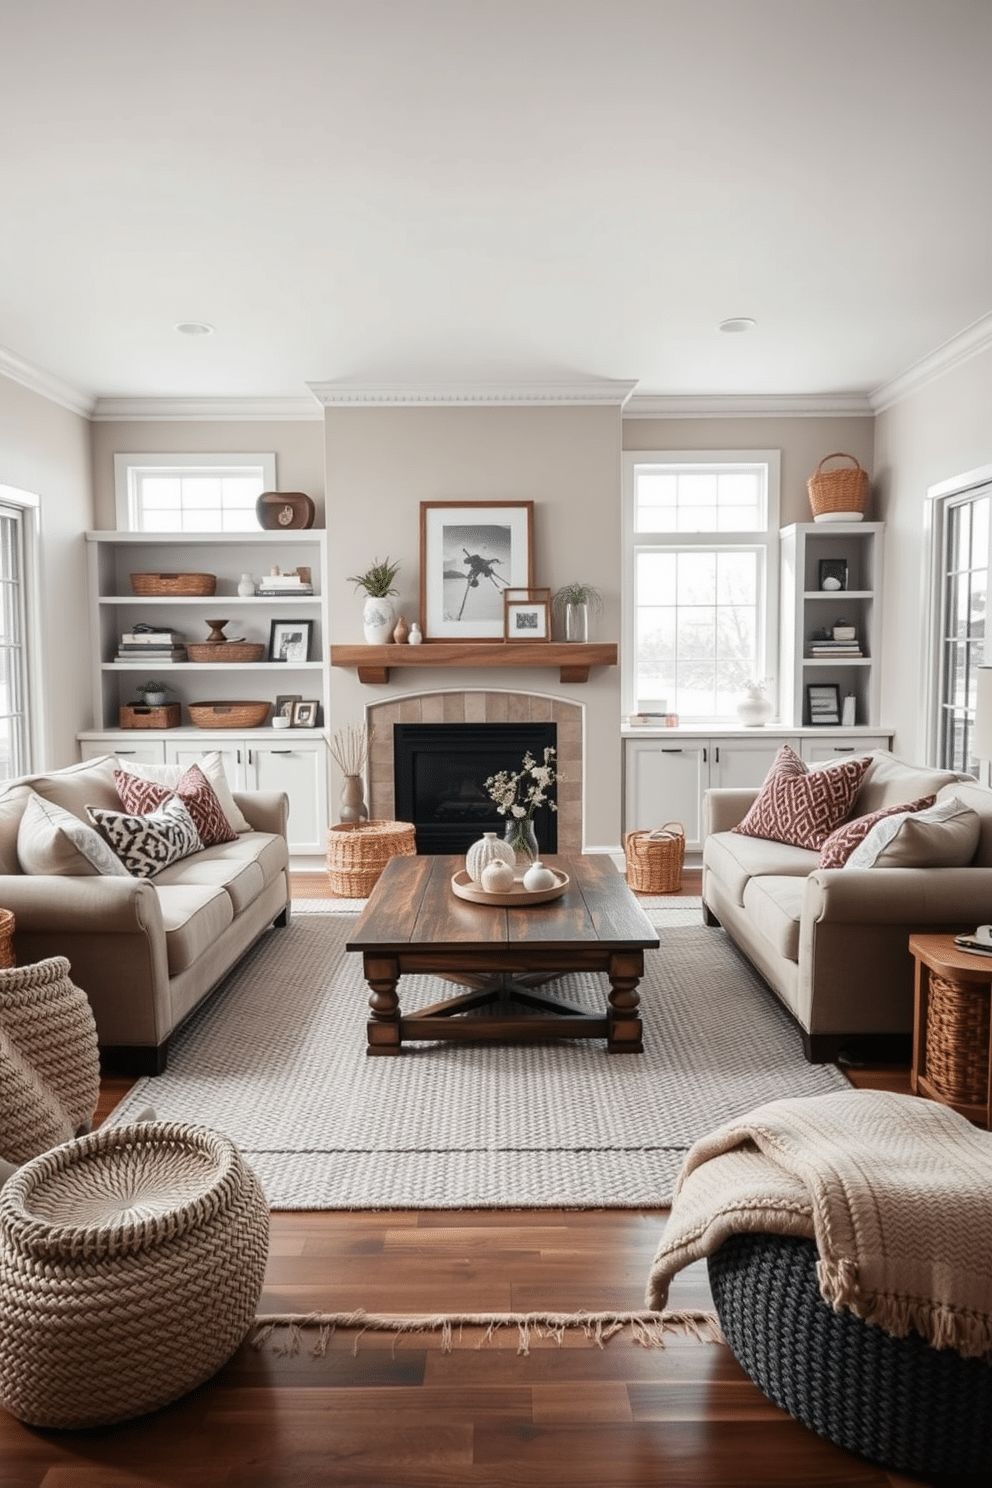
[249,1307,722,1356]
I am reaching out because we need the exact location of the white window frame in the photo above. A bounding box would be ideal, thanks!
[622,449,781,722]
[113,452,277,531]
[0,484,43,778]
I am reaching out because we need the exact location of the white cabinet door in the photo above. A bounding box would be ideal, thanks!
[249,739,328,855]
[800,735,890,765]
[624,739,708,849]
[166,737,245,789]
[709,735,787,790]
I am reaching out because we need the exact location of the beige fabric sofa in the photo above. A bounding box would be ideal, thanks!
[0,755,290,1074]
[701,751,992,1063]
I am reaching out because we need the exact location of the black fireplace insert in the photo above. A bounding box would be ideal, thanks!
[393,721,558,855]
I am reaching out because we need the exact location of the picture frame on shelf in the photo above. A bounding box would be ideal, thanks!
[806,682,841,725]
[274,694,301,720]
[268,619,313,662]
[291,699,318,728]
[818,558,849,591]
[503,587,551,642]
[419,500,534,641]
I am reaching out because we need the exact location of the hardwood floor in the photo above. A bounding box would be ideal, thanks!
[6,869,925,1486]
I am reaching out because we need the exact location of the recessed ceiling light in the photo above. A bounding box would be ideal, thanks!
[718,317,756,334]
[174,321,214,336]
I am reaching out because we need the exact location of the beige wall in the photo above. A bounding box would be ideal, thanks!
[0,374,93,768]
[88,418,326,528]
[873,345,992,762]
[325,404,624,850]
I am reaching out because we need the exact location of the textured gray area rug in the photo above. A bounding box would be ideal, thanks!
[107,904,849,1210]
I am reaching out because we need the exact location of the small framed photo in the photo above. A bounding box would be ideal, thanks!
[806,683,841,725]
[274,694,301,720]
[419,500,534,641]
[291,699,318,728]
[268,619,314,662]
[818,558,849,591]
[503,586,551,641]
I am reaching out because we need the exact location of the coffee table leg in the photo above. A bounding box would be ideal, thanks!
[606,951,643,1053]
[365,954,402,1056]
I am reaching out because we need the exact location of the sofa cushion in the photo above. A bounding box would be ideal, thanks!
[818,794,935,868]
[114,764,238,847]
[704,829,819,907]
[741,875,806,963]
[733,745,870,850]
[153,850,264,916]
[115,752,252,833]
[845,795,981,869]
[27,755,122,823]
[853,751,966,818]
[86,797,202,878]
[153,884,235,975]
[17,791,131,877]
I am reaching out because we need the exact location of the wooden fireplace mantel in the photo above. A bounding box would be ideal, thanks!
[330,641,618,685]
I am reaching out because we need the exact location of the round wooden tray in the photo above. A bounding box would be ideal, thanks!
[450,867,569,907]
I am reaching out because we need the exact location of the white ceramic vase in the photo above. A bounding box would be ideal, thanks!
[362,595,395,645]
[523,860,557,892]
[737,693,775,727]
[465,830,515,884]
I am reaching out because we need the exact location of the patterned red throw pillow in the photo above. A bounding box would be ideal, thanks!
[818,794,936,868]
[732,745,871,851]
[114,764,238,847]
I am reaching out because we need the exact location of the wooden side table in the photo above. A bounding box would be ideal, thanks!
[909,933,992,1128]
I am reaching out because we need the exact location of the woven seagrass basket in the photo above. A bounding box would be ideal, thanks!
[189,700,270,729]
[807,452,869,521]
[624,823,685,894]
[326,819,417,896]
[129,572,216,596]
[924,971,991,1107]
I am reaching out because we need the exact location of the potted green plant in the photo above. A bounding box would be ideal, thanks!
[551,582,604,643]
[347,557,401,644]
[135,681,169,707]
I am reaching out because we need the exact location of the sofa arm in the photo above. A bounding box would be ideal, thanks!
[803,866,992,925]
[0,873,164,935]
[703,788,759,836]
[232,791,289,837]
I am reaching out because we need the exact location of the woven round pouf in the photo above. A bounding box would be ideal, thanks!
[708,1231,992,1480]
[0,1122,269,1428]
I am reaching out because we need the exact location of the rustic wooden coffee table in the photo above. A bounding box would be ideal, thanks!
[347,853,659,1056]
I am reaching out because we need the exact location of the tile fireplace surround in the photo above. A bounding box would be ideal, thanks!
[367,690,583,853]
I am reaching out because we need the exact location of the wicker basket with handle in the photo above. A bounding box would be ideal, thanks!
[326,820,417,896]
[624,823,685,894]
[807,453,869,520]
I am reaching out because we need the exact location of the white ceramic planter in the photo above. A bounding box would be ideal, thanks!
[362,595,395,645]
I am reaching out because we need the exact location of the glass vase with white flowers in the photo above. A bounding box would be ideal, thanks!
[484,747,558,867]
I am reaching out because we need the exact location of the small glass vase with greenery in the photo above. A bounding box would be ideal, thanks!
[551,582,604,643]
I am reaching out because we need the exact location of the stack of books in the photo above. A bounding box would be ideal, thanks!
[257,572,314,597]
[807,637,863,658]
[117,628,187,662]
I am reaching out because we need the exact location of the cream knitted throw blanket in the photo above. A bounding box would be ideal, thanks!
[646,1089,992,1358]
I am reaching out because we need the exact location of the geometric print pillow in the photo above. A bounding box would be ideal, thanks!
[733,744,871,850]
[86,796,202,878]
[114,764,237,847]
[817,794,935,868]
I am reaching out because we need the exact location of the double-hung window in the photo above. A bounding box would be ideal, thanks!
[0,487,41,780]
[623,451,780,721]
[114,453,277,532]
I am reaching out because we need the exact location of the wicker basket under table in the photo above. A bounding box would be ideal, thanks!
[910,933,992,1128]
[326,819,417,896]
[624,823,685,894]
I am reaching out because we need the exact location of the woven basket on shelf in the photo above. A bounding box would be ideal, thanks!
[129,572,216,597]
[186,641,266,663]
[326,819,417,896]
[924,972,991,1107]
[807,453,869,521]
[624,823,685,894]
[188,700,270,729]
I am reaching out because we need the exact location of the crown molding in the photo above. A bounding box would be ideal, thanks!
[306,379,638,408]
[90,395,324,422]
[0,344,94,418]
[870,312,992,413]
[623,391,873,419]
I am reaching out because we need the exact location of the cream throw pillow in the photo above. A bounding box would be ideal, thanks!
[114,750,251,833]
[844,795,981,869]
[17,791,131,877]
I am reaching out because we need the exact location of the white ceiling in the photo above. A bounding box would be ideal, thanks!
[3,0,992,414]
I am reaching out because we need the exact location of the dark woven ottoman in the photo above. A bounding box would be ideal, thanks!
[707,1231,992,1482]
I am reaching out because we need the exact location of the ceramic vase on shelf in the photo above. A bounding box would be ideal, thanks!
[465,830,515,884]
[503,817,539,870]
[736,681,775,727]
[339,774,368,823]
[408,621,423,645]
[362,596,395,645]
[564,601,589,644]
[237,573,256,597]
[392,614,409,645]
